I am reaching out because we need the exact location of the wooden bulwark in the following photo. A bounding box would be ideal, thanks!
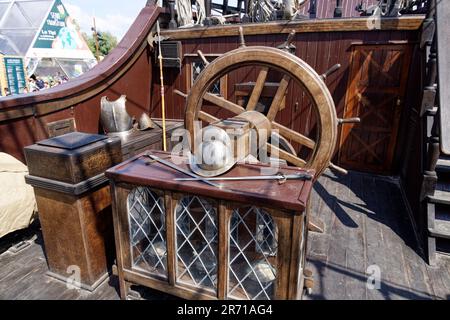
[0,5,161,162]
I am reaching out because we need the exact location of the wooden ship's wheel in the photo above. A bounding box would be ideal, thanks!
[179,29,358,178]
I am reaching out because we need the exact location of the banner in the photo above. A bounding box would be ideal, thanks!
[27,0,95,60]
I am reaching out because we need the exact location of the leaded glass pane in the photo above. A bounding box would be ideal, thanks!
[175,196,218,291]
[228,207,278,300]
[192,60,221,95]
[127,187,167,278]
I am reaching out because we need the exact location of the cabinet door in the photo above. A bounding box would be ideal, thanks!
[173,194,219,295]
[127,187,168,279]
[339,44,412,174]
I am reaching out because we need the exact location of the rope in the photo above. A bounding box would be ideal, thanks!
[176,0,206,27]
[176,0,193,26]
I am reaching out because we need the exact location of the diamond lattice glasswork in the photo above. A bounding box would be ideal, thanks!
[228,207,278,300]
[175,196,218,291]
[127,187,167,278]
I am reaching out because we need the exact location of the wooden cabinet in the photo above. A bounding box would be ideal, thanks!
[106,151,313,300]
[115,119,184,160]
[24,132,122,290]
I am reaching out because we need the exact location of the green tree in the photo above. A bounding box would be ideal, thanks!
[83,31,118,59]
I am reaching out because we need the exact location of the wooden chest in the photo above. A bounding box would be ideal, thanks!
[24,132,122,290]
[116,119,184,160]
[24,132,122,184]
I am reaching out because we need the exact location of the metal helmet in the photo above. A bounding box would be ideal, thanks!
[100,95,133,133]
[189,126,236,177]
[137,113,155,131]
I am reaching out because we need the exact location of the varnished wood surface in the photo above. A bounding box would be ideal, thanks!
[1,170,449,300]
[106,151,314,212]
[161,16,424,40]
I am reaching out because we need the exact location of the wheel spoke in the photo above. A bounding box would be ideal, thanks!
[204,93,245,115]
[272,122,316,150]
[271,132,297,155]
[246,67,269,111]
[266,75,290,121]
[267,143,307,167]
[198,111,219,124]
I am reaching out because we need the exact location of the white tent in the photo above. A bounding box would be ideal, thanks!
[0,0,96,79]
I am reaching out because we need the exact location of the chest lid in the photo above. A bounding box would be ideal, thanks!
[37,132,108,150]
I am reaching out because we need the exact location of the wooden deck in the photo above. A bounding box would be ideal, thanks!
[0,170,449,300]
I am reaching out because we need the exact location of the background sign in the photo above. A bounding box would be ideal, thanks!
[2,56,27,95]
[27,0,94,60]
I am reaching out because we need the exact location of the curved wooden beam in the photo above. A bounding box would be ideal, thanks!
[0,5,161,123]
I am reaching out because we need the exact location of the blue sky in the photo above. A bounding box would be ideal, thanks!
[63,0,147,41]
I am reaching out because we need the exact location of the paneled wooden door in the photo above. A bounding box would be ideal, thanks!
[338,44,412,174]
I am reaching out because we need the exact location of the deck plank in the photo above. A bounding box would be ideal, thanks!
[361,175,387,300]
[376,179,414,299]
[343,173,367,300]
[384,181,435,299]
[322,172,350,300]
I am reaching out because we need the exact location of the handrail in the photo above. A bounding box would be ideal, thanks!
[436,0,450,155]
[161,16,424,40]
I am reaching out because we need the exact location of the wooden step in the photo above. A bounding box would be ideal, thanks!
[429,219,450,239]
[428,190,450,205]
[436,158,450,172]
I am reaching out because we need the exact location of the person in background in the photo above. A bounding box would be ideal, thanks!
[35,76,45,90]
[28,78,38,92]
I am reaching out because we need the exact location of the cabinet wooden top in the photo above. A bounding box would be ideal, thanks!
[106,151,314,212]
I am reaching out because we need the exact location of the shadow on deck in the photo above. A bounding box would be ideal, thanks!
[0,170,449,300]
[306,170,450,300]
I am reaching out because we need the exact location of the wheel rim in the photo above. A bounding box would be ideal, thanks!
[185,46,338,177]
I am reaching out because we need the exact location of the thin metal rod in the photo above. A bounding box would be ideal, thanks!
[146,154,223,188]
[157,21,167,152]
[174,173,313,181]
